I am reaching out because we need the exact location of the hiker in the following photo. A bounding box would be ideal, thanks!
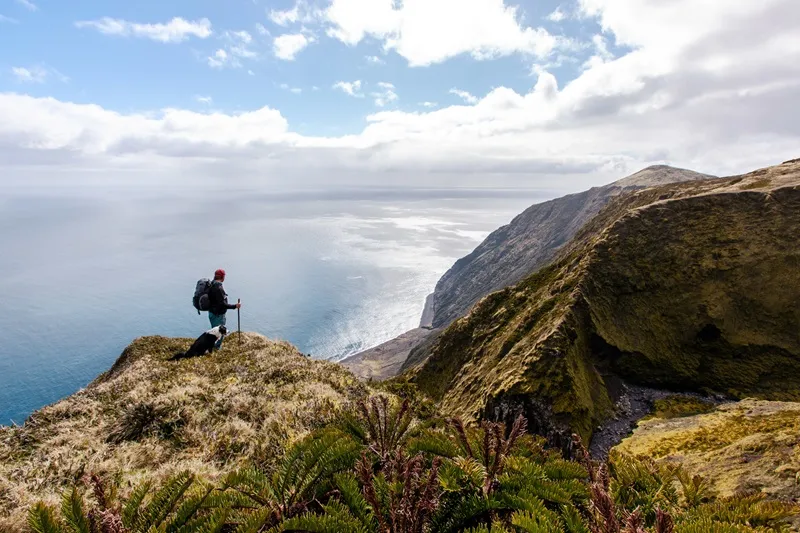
[207,268,241,351]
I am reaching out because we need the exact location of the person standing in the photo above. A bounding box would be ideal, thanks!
[208,268,241,351]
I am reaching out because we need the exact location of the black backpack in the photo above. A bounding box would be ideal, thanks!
[193,278,213,314]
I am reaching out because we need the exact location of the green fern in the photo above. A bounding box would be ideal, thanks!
[131,471,195,532]
[27,503,64,533]
[407,429,461,459]
[281,501,368,533]
[608,452,679,525]
[121,480,152,528]
[510,509,563,533]
[224,428,361,531]
[60,488,90,533]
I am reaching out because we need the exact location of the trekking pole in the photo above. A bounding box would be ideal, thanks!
[237,298,241,346]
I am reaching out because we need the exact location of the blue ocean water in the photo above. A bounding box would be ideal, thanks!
[0,185,550,425]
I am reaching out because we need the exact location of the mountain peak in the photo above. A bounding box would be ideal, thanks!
[611,164,716,188]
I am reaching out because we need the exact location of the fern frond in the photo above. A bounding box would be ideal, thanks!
[511,509,562,533]
[407,430,460,459]
[179,507,229,533]
[543,459,590,481]
[60,488,90,533]
[201,490,259,510]
[121,480,152,529]
[231,507,275,533]
[224,467,274,505]
[430,493,508,533]
[333,473,375,529]
[166,485,214,532]
[134,471,194,532]
[272,429,360,510]
[280,509,366,533]
[561,503,590,533]
[27,503,64,533]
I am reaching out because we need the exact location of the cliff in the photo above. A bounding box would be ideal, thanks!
[0,333,366,525]
[408,159,800,445]
[344,165,716,381]
[429,165,716,328]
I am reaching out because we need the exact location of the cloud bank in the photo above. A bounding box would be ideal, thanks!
[4,0,800,191]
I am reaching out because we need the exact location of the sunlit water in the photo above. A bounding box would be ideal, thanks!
[0,185,553,424]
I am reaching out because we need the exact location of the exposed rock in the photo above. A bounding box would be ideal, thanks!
[429,165,716,328]
[614,398,800,501]
[409,160,800,444]
[588,383,721,461]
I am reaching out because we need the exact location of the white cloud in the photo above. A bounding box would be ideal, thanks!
[273,33,313,60]
[14,0,37,12]
[366,55,385,65]
[75,17,212,43]
[547,7,566,22]
[449,88,478,104]
[195,95,213,105]
[372,82,398,107]
[0,14,20,23]
[333,80,364,97]
[248,70,255,76]
[255,23,269,36]
[11,66,47,83]
[268,1,321,26]
[224,30,257,59]
[420,101,438,108]
[207,49,233,68]
[280,83,303,94]
[2,1,800,191]
[269,4,300,26]
[324,0,561,66]
[11,65,68,84]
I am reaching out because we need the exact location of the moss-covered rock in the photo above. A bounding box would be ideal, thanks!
[614,398,800,501]
[409,159,800,445]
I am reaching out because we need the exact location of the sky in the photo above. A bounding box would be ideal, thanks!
[1,0,799,192]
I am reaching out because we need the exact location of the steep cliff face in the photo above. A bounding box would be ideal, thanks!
[430,165,716,329]
[409,160,800,444]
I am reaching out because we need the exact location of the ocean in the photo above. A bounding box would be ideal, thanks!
[0,185,552,425]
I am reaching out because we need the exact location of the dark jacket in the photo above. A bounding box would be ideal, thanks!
[208,280,236,315]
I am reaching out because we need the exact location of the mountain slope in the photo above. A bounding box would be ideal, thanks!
[408,159,800,446]
[0,333,366,524]
[429,165,716,328]
[343,165,716,380]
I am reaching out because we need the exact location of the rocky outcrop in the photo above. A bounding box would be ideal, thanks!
[614,398,800,502]
[429,165,716,328]
[409,160,800,444]
[0,333,366,524]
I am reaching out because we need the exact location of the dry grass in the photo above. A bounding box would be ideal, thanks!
[615,399,800,501]
[0,332,368,527]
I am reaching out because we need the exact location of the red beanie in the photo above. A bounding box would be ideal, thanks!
[214,268,226,279]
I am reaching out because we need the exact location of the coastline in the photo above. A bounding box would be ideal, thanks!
[419,292,435,329]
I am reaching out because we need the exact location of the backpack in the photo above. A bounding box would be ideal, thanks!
[193,278,213,314]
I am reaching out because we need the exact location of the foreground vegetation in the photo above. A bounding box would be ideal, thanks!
[22,393,799,533]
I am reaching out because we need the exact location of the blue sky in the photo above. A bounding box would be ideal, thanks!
[0,0,624,135]
[1,0,798,190]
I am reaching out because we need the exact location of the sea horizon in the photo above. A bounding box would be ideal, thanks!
[1,184,565,426]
